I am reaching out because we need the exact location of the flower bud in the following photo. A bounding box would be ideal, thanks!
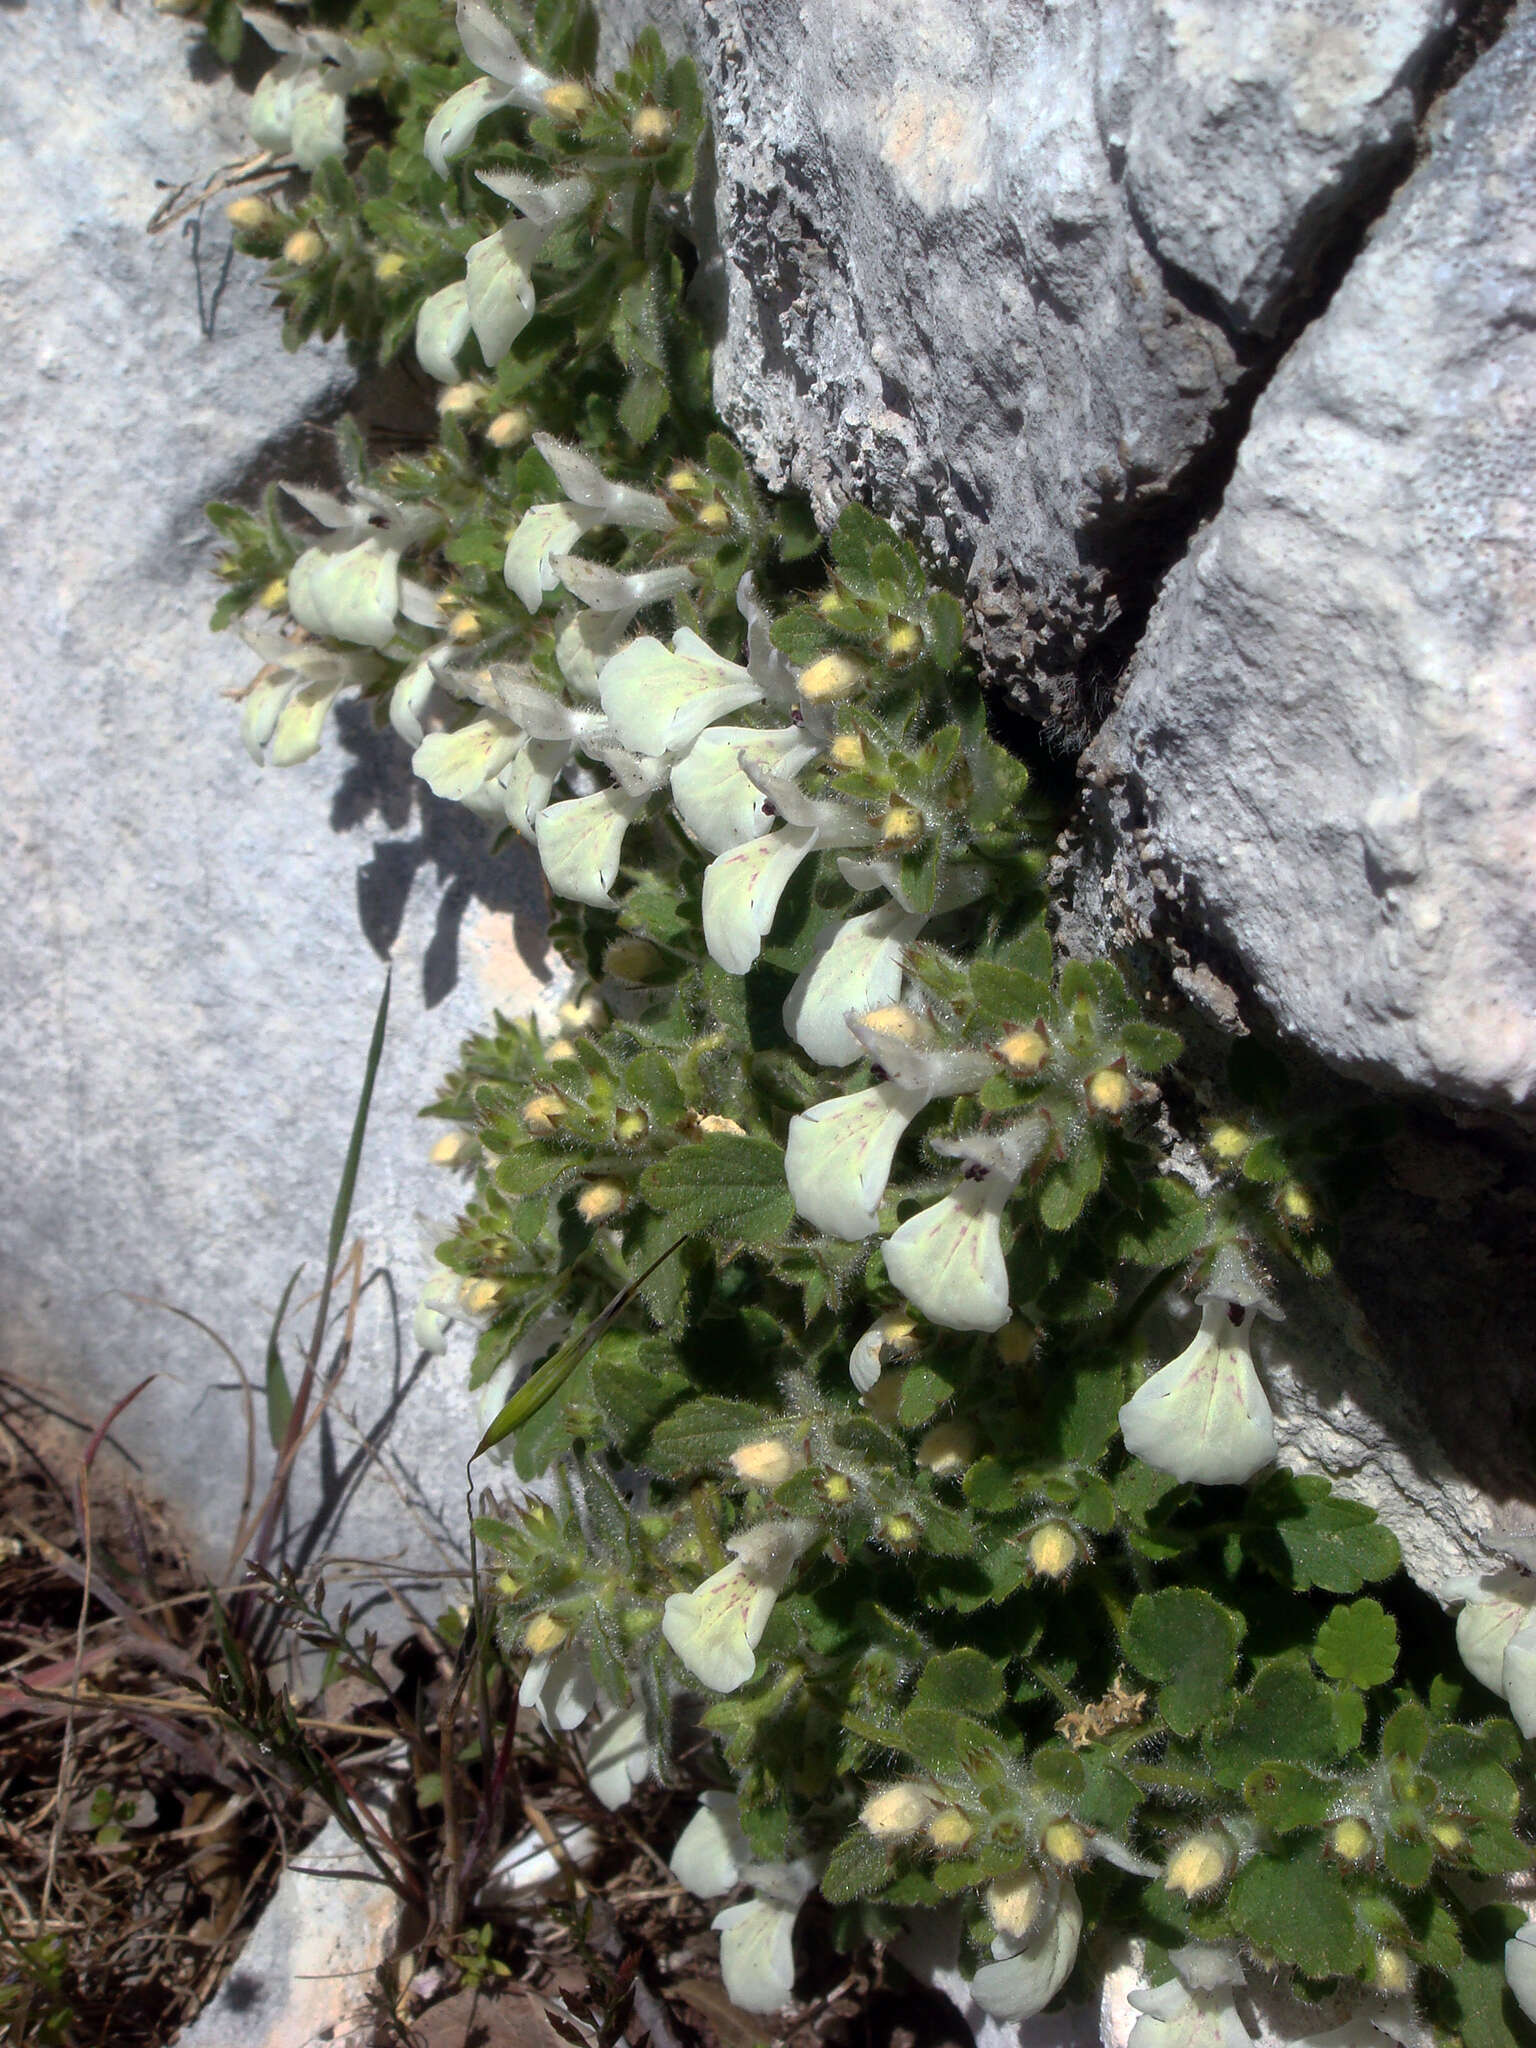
[438,381,487,417]
[522,1092,567,1137]
[695,500,731,533]
[545,1037,579,1063]
[1279,1181,1315,1223]
[430,1130,478,1169]
[1027,1522,1079,1579]
[282,228,324,267]
[620,1602,662,1642]
[1207,1122,1249,1163]
[927,1808,974,1852]
[696,1114,746,1137]
[986,1871,1044,1940]
[1329,1816,1373,1865]
[226,195,276,233]
[861,1782,937,1839]
[576,1179,627,1226]
[447,610,482,643]
[373,250,408,283]
[798,652,865,704]
[1163,1831,1234,1899]
[614,1108,649,1144]
[879,800,924,848]
[821,1472,854,1505]
[828,732,866,770]
[884,619,922,663]
[730,1439,801,1488]
[997,1026,1049,1076]
[1429,1819,1465,1855]
[557,993,605,1033]
[461,1278,502,1319]
[666,467,702,494]
[258,576,289,611]
[996,1321,1037,1365]
[543,81,592,121]
[1085,1066,1133,1115]
[630,105,676,150]
[916,1422,977,1476]
[1041,1819,1088,1868]
[858,1004,929,1044]
[524,1612,569,1656]
[880,1514,919,1550]
[487,407,532,448]
[1373,1946,1413,1995]
[604,936,668,983]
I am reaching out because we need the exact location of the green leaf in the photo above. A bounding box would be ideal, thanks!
[1123,1588,1243,1737]
[619,369,669,444]
[925,591,966,672]
[820,1828,893,1905]
[1314,1599,1398,1688]
[647,1396,767,1476]
[263,1266,303,1451]
[1120,1022,1183,1073]
[1241,1763,1334,1833]
[1380,1701,1430,1761]
[493,1149,573,1197]
[912,1649,1005,1717]
[591,1342,689,1446]
[970,961,1051,1026]
[1427,1905,1536,2048]
[1424,1726,1520,1820]
[1037,1140,1103,1231]
[639,1134,793,1244]
[1112,1176,1209,1267]
[1205,1656,1345,1787]
[897,1364,956,1429]
[626,1049,686,1122]
[1227,1841,1366,1976]
[1247,1473,1401,1592]
[204,0,246,63]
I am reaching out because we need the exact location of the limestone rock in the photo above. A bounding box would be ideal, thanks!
[1090,3,1536,1110]
[614,0,1457,722]
[0,3,562,1590]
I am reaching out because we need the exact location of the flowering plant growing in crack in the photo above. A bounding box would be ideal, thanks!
[202,0,1536,2037]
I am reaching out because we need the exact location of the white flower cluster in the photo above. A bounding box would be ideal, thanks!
[669,1792,821,2013]
[1453,1567,1536,1737]
[244,8,383,171]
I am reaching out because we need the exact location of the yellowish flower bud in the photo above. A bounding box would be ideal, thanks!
[1372,1946,1413,1996]
[861,1783,937,1839]
[1279,1181,1315,1223]
[927,1808,974,1852]
[447,610,482,644]
[696,1114,746,1137]
[615,1107,649,1144]
[798,651,865,703]
[373,250,408,283]
[884,619,922,662]
[1163,1831,1234,1900]
[282,228,324,267]
[666,467,702,494]
[430,1130,477,1168]
[438,380,486,417]
[1429,1819,1465,1854]
[1329,1816,1373,1865]
[996,1321,1037,1365]
[576,1179,627,1225]
[629,105,676,150]
[1041,1819,1088,1868]
[821,1472,854,1504]
[226,195,276,233]
[916,1422,977,1476]
[258,576,289,611]
[881,1514,919,1549]
[986,1872,1044,1941]
[997,1027,1049,1076]
[543,81,592,121]
[730,1439,801,1487]
[695,499,732,532]
[524,1611,569,1656]
[1027,1522,1080,1579]
[1207,1122,1249,1163]
[828,732,867,770]
[461,1278,502,1319]
[544,1037,579,1063]
[604,936,667,983]
[859,1004,929,1044]
[496,1572,520,1597]
[486,407,532,448]
[1085,1066,1134,1115]
[879,800,924,848]
[818,590,864,628]
[522,1092,567,1138]
[557,993,605,1033]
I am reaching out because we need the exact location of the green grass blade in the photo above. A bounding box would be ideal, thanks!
[264,1266,304,1450]
[325,971,391,1278]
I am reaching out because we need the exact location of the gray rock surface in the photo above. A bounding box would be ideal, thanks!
[1089,2,1536,1111]
[0,2,561,1599]
[618,0,1458,718]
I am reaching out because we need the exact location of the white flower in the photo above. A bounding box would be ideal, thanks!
[670,1792,754,1897]
[1453,1570,1536,1698]
[505,504,594,611]
[970,1874,1082,2023]
[1126,1950,1255,2048]
[523,1642,599,1734]
[670,726,821,854]
[245,10,381,170]
[535,786,645,907]
[1507,1924,1536,2026]
[848,1308,917,1394]
[415,280,473,383]
[236,632,384,767]
[662,1519,817,1694]
[584,1703,651,1810]
[476,1816,600,1905]
[505,439,670,611]
[413,715,522,802]
[700,825,821,977]
[879,1118,1047,1331]
[424,0,558,176]
[783,901,928,1066]
[1504,1611,1536,1738]
[599,628,765,759]
[785,1082,928,1242]
[282,484,437,649]
[1119,1295,1278,1486]
[462,178,592,368]
[553,558,695,699]
[712,1889,803,2014]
